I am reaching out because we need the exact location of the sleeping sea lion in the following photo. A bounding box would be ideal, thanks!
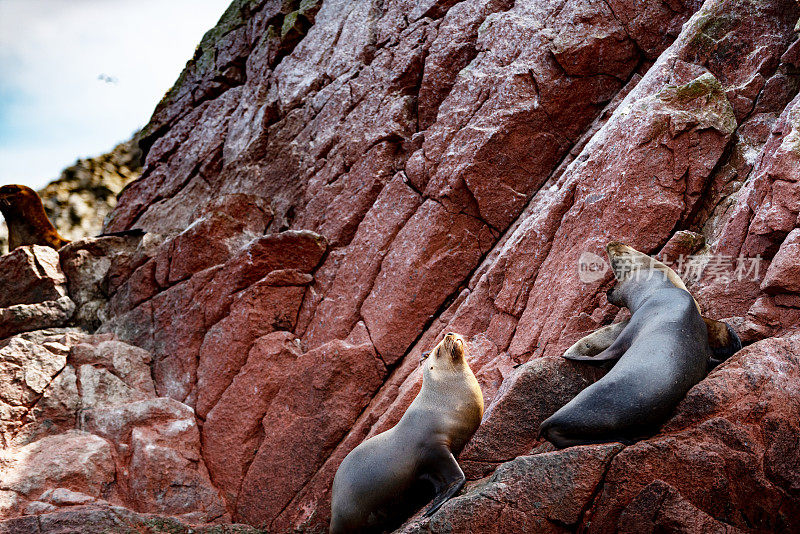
[564,244,740,368]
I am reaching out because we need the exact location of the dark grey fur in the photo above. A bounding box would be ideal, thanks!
[540,265,710,448]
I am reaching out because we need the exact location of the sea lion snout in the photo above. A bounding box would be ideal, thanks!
[606,241,628,255]
[451,338,464,359]
[0,185,19,209]
[432,332,467,362]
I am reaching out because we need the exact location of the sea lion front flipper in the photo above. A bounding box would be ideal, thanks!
[565,319,636,363]
[421,447,465,518]
[563,352,622,362]
[563,321,629,360]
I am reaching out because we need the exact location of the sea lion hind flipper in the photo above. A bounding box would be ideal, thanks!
[420,448,466,518]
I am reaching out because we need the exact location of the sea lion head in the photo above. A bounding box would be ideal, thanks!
[0,184,25,213]
[421,332,468,374]
[606,240,700,307]
[0,184,41,217]
[605,241,675,307]
[606,242,654,280]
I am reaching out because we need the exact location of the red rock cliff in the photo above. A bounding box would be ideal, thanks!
[2,0,800,532]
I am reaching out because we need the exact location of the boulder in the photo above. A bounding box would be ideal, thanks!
[81,397,226,520]
[0,247,74,339]
[0,430,115,518]
[0,246,67,308]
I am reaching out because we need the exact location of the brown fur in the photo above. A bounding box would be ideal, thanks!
[704,317,730,347]
[330,333,484,533]
[0,184,69,251]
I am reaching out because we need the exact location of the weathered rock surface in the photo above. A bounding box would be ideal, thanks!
[0,331,225,523]
[0,246,67,309]
[0,330,87,449]
[2,0,800,532]
[59,233,153,331]
[0,247,75,339]
[399,443,625,533]
[0,505,262,534]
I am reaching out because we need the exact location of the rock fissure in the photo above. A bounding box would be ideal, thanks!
[574,444,626,529]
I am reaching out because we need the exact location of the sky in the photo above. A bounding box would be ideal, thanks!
[0,0,233,190]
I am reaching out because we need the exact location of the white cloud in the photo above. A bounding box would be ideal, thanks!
[0,0,233,189]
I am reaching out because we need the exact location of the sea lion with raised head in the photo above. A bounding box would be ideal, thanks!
[0,184,69,251]
[564,245,740,368]
[540,242,713,448]
[330,332,484,533]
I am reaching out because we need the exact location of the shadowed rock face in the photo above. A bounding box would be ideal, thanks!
[2,0,800,532]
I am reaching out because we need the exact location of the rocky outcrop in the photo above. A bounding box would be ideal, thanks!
[0,505,263,534]
[0,329,226,523]
[0,247,75,340]
[2,0,800,532]
[0,138,141,254]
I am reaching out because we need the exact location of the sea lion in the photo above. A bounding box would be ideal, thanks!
[539,242,712,448]
[564,245,740,368]
[0,184,69,251]
[330,332,484,533]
